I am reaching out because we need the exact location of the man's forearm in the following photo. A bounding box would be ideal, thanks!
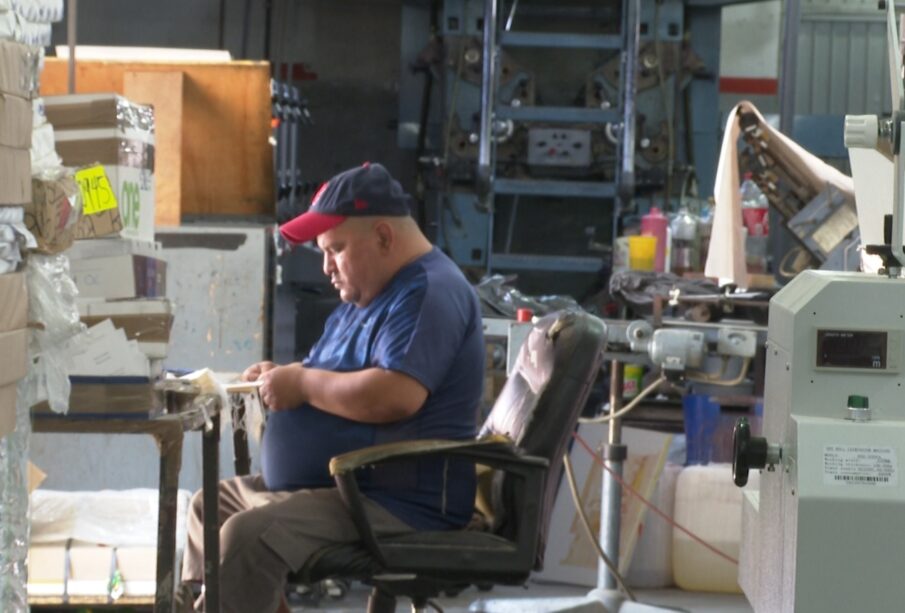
[296,366,427,424]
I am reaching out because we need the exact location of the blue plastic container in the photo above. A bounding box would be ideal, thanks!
[682,394,721,465]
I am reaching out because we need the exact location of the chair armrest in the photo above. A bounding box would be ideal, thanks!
[329,434,548,476]
[329,435,549,567]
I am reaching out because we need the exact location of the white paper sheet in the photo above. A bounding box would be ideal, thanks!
[705,101,856,287]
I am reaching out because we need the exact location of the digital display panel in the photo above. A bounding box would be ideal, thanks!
[816,330,887,370]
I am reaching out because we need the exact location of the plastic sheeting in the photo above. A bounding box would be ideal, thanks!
[22,253,84,414]
[476,274,581,318]
[31,489,192,548]
[0,377,31,611]
[0,255,82,610]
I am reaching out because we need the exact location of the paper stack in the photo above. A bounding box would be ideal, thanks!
[63,238,173,375]
[63,319,153,378]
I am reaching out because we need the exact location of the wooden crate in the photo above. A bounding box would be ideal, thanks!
[41,59,274,219]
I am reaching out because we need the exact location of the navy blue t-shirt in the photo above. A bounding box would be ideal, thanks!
[261,247,484,530]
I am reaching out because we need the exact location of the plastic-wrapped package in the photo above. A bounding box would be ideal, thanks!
[0,39,41,99]
[476,274,581,319]
[12,0,64,24]
[22,253,84,413]
[0,376,31,611]
[0,10,52,46]
[30,122,62,172]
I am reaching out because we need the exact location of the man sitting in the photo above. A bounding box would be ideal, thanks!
[180,162,485,612]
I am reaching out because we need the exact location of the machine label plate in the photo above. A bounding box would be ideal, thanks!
[823,445,898,487]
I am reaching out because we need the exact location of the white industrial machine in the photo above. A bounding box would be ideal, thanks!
[734,272,905,612]
[732,3,905,612]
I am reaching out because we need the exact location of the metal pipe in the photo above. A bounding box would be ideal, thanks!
[778,0,800,136]
[884,1,905,272]
[241,0,252,58]
[618,0,640,202]
[477,0,499,196]
[598,360,625,590]
[264,0,274,64]
[202,410,221,613]
[66,0,76,94]
[218,0,226,49]
[504,0,519,31]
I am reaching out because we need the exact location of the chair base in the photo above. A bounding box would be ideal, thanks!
[469,591,685,612]
[367,586,398,613]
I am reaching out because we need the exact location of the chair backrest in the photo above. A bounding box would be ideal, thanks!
[478,310,606,568]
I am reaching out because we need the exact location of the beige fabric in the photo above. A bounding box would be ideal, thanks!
[182,475,414,613]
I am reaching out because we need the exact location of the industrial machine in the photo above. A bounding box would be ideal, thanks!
[733,271,905,613]
[732,3,905,611]
[399,0,725,289]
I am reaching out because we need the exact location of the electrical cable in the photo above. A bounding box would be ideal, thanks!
[572,432,739,566]
[563,452,637,602]
[579,374,667,424]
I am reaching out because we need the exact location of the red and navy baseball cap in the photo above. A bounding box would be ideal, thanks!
[279,162,413,244]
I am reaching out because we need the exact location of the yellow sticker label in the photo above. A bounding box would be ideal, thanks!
[75,165,118,216]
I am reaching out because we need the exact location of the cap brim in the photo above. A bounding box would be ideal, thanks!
[279,211,347,244]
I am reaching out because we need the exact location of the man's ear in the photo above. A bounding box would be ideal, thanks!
[374,221,394,252]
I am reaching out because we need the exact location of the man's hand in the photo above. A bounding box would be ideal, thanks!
[259,364,307,411]
[241,361,277,382]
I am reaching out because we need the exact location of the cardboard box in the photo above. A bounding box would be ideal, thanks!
[0,329,28,384]
[0,273,28,437]
[74,201,124,240]
[45,94,155,241]
[43,94,153,131]
[67,237,161,261]
[24,173,80,254]
[63,161,152,242]
[78,298,174,358]
[69,254,166,299]
[0,272,27,331]
[0,144,31,204]
[0,40,39,99]
[28,543,158,599]
[0,328,28,438]
[0,383,16,440]
[0,92,32,148]
[32,378,162,417]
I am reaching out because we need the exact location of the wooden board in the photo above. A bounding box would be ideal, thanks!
[41,59,274,217]
[124,70,184,227]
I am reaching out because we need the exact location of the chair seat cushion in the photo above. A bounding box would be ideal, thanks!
[295,530,519,585]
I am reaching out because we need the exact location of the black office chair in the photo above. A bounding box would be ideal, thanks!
[291,310,607,612]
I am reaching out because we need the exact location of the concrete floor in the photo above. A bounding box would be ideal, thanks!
[289,580,754,612]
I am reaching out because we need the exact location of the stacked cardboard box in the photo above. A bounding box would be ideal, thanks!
[0,37,37,436]
[60,239,173,392]
[0,272,28,437]
[44,94,156,242]
[0,40,37,207]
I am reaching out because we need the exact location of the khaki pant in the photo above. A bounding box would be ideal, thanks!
[182,475,414,613]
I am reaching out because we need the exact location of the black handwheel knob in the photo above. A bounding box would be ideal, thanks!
[733,416,768,487]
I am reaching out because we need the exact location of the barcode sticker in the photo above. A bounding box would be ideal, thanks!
[824,445,897,487]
